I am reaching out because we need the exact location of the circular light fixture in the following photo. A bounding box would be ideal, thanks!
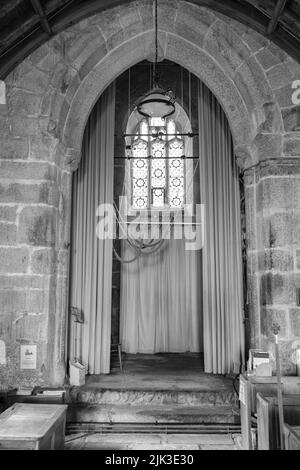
[137,89,175,119]
[135,0,176,120]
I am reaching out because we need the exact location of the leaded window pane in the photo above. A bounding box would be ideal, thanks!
[151,139,166,197]
[140,120,149,140]
[169,138,184,208]
[130,118,186,210]
[132,138,149,208]
[152,188,165,207]
[167,119,176,139]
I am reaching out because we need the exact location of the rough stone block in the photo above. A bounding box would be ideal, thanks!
[204,20,251,79]
[64,73,81,106]
[31,248,57,274]
[260,272,297,305]
[6,61,49,94]
[255,47,282,70]
[27,289,53,314]
[252,133,283,160]
[0,182,60,206]
[18,206,56,247]
[255,160,300,178]
[283,135,300,156]
[119,0,145,40]
[14,313,48,342]
[137,0,153,30]
[0,161,57,181]
[262,212,300,248]
[296,250,300,270]
[10,116,41,136]
[56,100,70,138]
[8,90,41,117]
[290,308,300,337]
[256,177,300,212]
[0,247,29,273]
[0,116,10,134]
[78,46,108,81]
[254,249,294,272]
[0,274,51,290]
[275,84,296,108]
[235,56,273,112]
[176,3,214,48]
[266,62,295,90]
[30,42,62,73]
[0,222,16,244]
[256,102,283,134]
[29,135,57,162]
[165,34,253,147]
[281,106,300,132]
[40,88,55,117]
[241,28,268,53]
[0,135,28,159]
[84,9,123,53]
[0,206,16,222]
[57,250,69,275]
[0,290,27,314]
[261,307,287,338]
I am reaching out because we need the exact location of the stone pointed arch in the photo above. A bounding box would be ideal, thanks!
[61,33,256,170]
[1,0,300,387]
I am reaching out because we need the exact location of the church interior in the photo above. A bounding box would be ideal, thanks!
[0,0,300,452]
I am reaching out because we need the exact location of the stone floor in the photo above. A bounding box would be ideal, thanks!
[65,432,239,450]
[83,353,235,391]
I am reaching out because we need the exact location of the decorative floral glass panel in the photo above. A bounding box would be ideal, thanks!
[130,118,185,209]
[132,136,149,208]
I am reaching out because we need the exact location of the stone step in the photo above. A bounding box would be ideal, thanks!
[67,387,237,407]
[65,432,239,450]
[67,403,239,424]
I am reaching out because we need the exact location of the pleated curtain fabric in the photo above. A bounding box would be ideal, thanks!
[120,240,203,354]
[198,81,245,374]
[69,83,115,375]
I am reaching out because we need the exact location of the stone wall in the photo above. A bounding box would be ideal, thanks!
[0,0,300,387]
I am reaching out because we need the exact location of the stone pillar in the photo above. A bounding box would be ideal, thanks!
[245,159,300,374]
[0,65,65,387]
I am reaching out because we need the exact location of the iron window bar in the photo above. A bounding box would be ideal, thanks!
[120,132,198,138]
[114,155,200,160]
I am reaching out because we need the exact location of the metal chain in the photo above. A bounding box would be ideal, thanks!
[153,0,158,87]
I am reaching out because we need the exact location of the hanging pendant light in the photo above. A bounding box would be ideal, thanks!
[136,0,175,119]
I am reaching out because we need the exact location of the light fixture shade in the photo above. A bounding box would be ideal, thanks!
[137,90,175,118]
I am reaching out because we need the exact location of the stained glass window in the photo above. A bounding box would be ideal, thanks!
[130,118,185,209]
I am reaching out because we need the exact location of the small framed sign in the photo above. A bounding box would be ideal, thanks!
[20,345,37,370]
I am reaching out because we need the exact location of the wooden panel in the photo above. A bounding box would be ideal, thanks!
[0,439,37,450]
[257,395,300,450]
[239,375,300,450]
[240,375,252,450]
[284,425,300,450]
[0,403,67,450]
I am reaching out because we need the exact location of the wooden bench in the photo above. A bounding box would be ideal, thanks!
[239,374,300,449]
[284,424,300,450]
[257,394,300,450]
[0,403,68,450]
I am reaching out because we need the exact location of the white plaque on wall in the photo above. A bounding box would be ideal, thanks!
[20,345,37,369]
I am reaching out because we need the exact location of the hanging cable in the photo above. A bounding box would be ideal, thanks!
[113,241,141,264]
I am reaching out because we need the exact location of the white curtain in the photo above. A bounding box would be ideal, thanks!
[69,83,115,374]
[198,81,245,375]
[120,239,202,353]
